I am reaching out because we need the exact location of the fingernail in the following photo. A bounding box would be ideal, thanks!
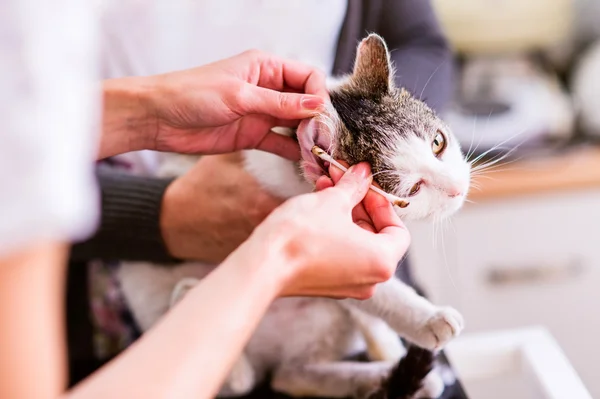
[348,163,372,182]
[301,96,324,111]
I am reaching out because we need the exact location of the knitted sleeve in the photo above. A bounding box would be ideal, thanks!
[69,167,179,264]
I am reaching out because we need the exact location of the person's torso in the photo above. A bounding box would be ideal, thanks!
[100,0,348,78]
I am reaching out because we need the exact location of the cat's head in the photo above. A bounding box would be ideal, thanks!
[298,34,470,221]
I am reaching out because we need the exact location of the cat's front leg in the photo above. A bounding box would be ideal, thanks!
[216,354,256,397]
[340,278,464,350]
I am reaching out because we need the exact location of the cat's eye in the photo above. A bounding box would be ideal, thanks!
[432,131,446,156]
[409,182,421,196]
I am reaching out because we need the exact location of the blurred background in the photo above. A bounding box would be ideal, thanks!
[68,1,600,398]
[407,0,600,397]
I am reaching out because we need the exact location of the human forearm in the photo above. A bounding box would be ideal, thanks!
[99,77,158,160]
[66,240,282,399]
[0,242,68,399]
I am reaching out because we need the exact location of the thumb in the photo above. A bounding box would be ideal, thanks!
[329,162,373,211]
[242,85,325,120]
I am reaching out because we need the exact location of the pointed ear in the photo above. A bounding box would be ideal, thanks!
[351,34,394,96]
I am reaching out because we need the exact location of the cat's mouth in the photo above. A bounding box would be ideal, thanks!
[296,117,334,182]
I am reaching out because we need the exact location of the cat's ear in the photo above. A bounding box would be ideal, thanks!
[351,33,394,95]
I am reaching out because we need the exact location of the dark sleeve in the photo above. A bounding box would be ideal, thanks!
[379,0,455,113]
[69,167,179,264]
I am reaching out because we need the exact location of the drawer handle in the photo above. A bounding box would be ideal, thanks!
[485,258,584,286]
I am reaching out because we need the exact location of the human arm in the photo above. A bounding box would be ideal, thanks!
[66,163,410,399]
[379,0,455,113]
[0,2,100,397]
[98,50,329,160]
[70,153,284,264]
[0,243,69,399]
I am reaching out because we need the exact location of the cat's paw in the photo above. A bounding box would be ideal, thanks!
[218,355,256,397]
[169,277,200,308]
[415,307,464,350]
[415,368,445,398]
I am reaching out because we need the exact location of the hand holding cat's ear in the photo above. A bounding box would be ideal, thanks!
[135,49,329,161]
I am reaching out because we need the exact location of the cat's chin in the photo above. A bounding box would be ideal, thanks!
[397,197,466,222]
[297,117,334,183]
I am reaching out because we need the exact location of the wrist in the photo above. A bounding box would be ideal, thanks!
[160,178,198,261]
[232,228,301,298]
[100,76,159,159]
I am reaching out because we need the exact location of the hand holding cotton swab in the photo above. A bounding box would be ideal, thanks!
[311,145,410,208]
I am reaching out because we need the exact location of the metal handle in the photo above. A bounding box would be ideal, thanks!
[485,257,584,286]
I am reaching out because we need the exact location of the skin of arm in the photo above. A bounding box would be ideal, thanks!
[100,77,158,160]
[66,237,282,399]
[0,242,69,399]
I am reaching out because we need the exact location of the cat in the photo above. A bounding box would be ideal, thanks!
[116,34,471,399]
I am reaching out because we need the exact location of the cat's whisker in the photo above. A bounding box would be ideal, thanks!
[472,162,520,175]
[371,169,400,179]
[469,128,527,167]
[469,178,492,186]
[439,216,459,292]
[472,164,527,176]
[470,151,525,179]
[466,110,492,163]
[464,113,479,161]
[419,60,447,102]
[471,143,524,170]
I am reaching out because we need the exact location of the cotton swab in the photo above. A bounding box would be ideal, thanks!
[311,146,410,208]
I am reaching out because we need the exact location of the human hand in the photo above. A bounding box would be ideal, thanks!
[160,153,284,263]
[240,162,411,300]
[145,50,327,160]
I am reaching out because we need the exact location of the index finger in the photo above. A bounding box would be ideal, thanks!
[326,162,372,212]
[328,161,376,232]
[363,190,410,254]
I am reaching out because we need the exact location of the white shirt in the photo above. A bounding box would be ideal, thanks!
[0,0,347,255]
[0,1,101,256]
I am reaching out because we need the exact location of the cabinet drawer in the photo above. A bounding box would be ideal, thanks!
[407,189,600,397]
[446,327,592,399]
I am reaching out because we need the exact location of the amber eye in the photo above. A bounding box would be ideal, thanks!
[409,182,421,196]
[432,131,446,156]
